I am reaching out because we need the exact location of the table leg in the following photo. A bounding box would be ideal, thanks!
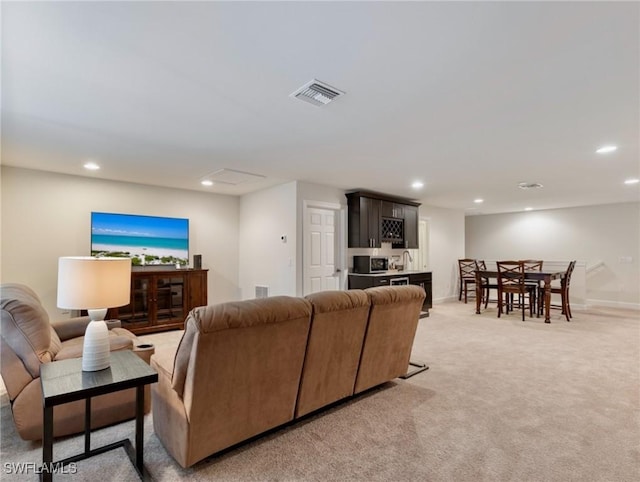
[84,398,91,453]
[42,405,53,482]
[475,271,482,314]
[544,275,552,323]
[135,385,144,474]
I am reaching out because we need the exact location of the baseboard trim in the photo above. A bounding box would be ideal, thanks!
[434,296,458,304]
[586,299,640,311]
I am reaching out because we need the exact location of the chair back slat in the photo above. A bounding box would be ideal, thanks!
[563,260,577,286]
[458,259,477,280]
[521,260,543,272]
[496,260,525,287]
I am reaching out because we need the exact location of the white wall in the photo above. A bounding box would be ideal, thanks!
[296,182,347,208]
[1,166,240,317]
[239,181,297,299]
[465,203,640,308]
[420,205,466,303]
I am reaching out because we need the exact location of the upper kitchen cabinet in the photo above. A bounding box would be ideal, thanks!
[399,204,418,249]
[380,201,404,219]
[346,192,381,247]
[346,191,420,249]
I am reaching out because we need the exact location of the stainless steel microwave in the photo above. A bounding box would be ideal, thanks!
[353,256,389,274]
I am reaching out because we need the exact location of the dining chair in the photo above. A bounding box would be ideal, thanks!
[539,260,576,321]
[475,260,498,308]
[521,259,543,315]
[496,260,536,321]
[457,259,477,303]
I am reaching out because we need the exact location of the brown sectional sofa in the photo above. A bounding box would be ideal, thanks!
[0,283,155,441]
[151,285,426,468]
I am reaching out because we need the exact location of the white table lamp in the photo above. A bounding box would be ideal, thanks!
[57,257,131,371]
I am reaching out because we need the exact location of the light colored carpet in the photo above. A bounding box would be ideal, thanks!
[1,302,638,481]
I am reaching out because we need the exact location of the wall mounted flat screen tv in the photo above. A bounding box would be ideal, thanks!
[91,212,189,266]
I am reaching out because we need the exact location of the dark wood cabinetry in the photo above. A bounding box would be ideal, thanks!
[107,268,208,334]
[380,201,404,219]
[348,271,432,314]
[401,205,419,249]
[348,275,393,289]
[408,272,432,311]
[346,191,420,249]
[347,194,381,248]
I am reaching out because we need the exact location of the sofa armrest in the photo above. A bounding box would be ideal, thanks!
[0,337,34,401]
[51,317,121,341]
[133,343,155,365]
[54,335,134,361]
[105,319,122,329]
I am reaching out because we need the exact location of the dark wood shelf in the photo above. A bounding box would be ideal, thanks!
[108,269,208,334]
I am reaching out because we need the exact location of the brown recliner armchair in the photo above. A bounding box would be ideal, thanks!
[0,283,154,441]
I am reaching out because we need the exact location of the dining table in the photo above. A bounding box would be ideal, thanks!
[475,269,566,323]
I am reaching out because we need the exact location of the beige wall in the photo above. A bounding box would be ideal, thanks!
[13,164,627,314]
[1,166,240,317]
[345,201,466,303]
[238,181,468,303]
[239,181,297,299]
[465,202,640,308]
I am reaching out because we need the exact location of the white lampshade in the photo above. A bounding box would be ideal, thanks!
[57,257,131,310]
[57,257,131,371]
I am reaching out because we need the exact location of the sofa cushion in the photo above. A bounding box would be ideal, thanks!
[1,284,56,377]
[172,296,312,397]
[296,290,370,417]
[49,326,62,354]
[354,285,426,394]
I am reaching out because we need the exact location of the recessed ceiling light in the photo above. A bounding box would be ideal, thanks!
[524,207,533,211]
[83,162,100,171]
[201,180,214,187]
[596,145,617,154]
[411,181,424,189]
[624,178,639,185]
[474,198,483,204]
[518,182,543,190]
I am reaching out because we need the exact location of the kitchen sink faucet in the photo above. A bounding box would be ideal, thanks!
[402,250,413,270]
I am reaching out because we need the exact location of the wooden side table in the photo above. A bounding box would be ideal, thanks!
[39,350,158,481]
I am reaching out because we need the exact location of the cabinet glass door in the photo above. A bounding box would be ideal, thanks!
[118,277,151,328]
[154,276,185,325]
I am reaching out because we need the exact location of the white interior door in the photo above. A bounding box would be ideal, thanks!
[303,206,339,295]
[416,218,430,271]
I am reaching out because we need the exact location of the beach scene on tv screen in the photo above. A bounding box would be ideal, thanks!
[91,212,189,266]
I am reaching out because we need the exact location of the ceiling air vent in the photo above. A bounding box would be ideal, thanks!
[518,182,544,190]
[203,168,265,186]
[290,79,344,106]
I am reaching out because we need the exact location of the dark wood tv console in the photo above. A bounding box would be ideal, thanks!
[107,268,208,334]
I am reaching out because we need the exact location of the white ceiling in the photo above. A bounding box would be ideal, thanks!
[2,1,639,215]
